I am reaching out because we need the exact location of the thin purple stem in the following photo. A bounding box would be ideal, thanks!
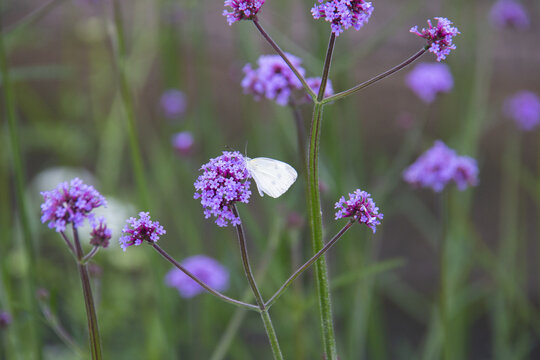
[81,247,100,264]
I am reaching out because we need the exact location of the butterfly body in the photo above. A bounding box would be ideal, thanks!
[244,157,298,198]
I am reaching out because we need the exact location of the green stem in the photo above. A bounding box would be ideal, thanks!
[322,46,427,104]
[305,31,340,360]
[317,33,336,102]
[266,219,355,309]
[72,228,102,360]
[0,16,42,359]
[152,243,258,311]
[111,0,150,209]
[80,247,100,265]
[260,309,284,360]
[252,19,316,100]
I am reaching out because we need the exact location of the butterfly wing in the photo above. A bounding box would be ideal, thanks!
[246,157,298,198]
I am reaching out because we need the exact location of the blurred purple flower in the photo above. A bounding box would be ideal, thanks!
[0,311,12,329]
[40,178,106,233]
[165,255,230,298]
[223,0,265,25]
[119,212,166,251]
[89,216,112,248]
[405,62,453,103]
[242,53,305,106]
[194,151,252,227]
[410,17,460,62]
[403,140,479,192]
[311,0,374,36]
[334,189,383,233]
[306,77,334,101]
[171,131,194,156]
[489,0,530,29]
[504,91,540,131]
[160,89,187,119]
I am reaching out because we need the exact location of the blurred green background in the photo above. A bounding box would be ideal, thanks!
[1,0,540,359]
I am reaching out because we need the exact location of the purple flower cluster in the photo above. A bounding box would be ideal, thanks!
[504,91,540,131]
[119,212,166,251]
[410,17,460,62]
[89,216,112,248]
[171,131,194,156]
[334,189,383,233]
[194,151,252,227]
[489,0,530,29]
[160,89,187,119]
[405,62,453,103]
[223,0,265,25]
[0,311,12,329]
[165,255,230,298]
[242,53,305,106]
[40,178,107,233]
[403,140,479,192]
[311,0,374,36]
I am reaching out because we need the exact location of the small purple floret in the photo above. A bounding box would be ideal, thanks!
[172,131,194,155]
[165,255,230,298]
[119,212,166,251]
[223,0,265,25]
[0,311,12,329]
[489,0,530,29]
[311,0,374,36]
[89,216,112,248]
[40,178,106,233]
[160,89,187,119]
[242,53,306,106]
[194,151,252,227]
[410,17,460,62]
[334,189,383,233]
[403,140,479,192]
[405,62,453,103]
[504,91,540,131]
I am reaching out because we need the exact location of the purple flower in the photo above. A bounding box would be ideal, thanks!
[160,89,187,119]
[504,91,540,131]
[171,131,194,156]
[194,151,251,227]
[334,189,383,233]
[410,17,460,62]
[89,216,112,248]
[119,212,166,251]
[40,178,107,233]
[311,0,374,36]
[306,77,334,101]
[242,53,306,106]
[403,140,479,192]
[405,62,453,103]
[223,0,265,25]
[489,0,530,29]
[0,311,12,329]
[165,255,230,298]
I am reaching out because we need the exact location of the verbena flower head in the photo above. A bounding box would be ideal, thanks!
[165,255,230,298]
[160,89,187,119]
[171,131,194,156]
[89,216,112,248]
[0,311,12,329]
[405,62,453,103]
[223,0,265,25]
[194,151,252,227]
[410,17,460,62]
[334,189,383,233]
[311,0,374,36]
[242,53,305,106]
[504,91,540,131]
[40,178,106,233]
[403,140,479,192]
[306,77,334,101]
[119,212,166,251]
[489,0,530,29]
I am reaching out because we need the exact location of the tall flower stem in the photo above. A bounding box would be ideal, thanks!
[0,17,42,359]
[231,205,284,360]
[266,219,355,308]
[72,227,102,360]
[151,243,258,311]
[307,32,338,360]
[322,46,428,104]
[253,19,316,100]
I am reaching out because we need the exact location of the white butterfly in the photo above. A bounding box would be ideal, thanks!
[244,156,298,198]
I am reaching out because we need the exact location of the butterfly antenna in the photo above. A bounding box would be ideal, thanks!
[244,141,249,157]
